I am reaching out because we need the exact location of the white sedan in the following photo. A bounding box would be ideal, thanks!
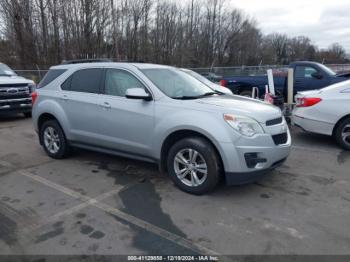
[292,80,350,150]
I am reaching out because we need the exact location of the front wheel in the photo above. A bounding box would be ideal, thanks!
[167,137,221,195]
[335,117,350,150]
[40,120,70,159]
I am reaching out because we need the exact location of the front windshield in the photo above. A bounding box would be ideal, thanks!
[182,69,215,87]
[141,68,216,99]
[0,64,16,76]
[319,64,336,76]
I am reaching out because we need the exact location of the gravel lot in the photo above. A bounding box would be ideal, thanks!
[0,115,349,258]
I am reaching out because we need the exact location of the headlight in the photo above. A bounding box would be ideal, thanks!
[223,114,264,137]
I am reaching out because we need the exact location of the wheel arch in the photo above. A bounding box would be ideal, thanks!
[332,114,350,136]
[159,129,225,176]
[37,113,61,145]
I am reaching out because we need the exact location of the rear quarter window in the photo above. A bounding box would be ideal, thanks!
[38,69,67,88]
[68,68,103,94]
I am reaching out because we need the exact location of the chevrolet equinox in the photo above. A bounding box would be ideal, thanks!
[32,62,291,195]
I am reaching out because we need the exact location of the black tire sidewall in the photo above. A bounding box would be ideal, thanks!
[40,120,69,159]
[335,118,350,150]
[167,137,221,195]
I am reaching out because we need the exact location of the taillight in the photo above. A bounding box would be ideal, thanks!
[296,97,322,107]
[219,79,227,87]
[31,92,38,104]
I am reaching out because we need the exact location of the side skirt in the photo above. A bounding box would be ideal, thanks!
[69,141,158,164]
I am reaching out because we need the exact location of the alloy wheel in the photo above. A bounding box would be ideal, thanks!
[341,124,350,147]
[43,126,60,154]
[173,148,208,187]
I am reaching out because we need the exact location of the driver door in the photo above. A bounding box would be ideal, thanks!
[97,68,155,156]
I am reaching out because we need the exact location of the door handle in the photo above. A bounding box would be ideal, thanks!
[101,102,111,109]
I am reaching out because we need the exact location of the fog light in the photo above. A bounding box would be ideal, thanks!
[244,153,267,168]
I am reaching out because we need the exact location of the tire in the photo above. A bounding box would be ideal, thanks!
[24,112,32,118]
[167,137,221,195]
[40,120,70,159]
[335,117,350,150]
[239,90,253,98]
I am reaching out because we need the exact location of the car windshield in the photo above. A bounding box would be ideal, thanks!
[319,64,336,76]
[0,64,16,76]
[181,69,216,87]
[141,68,218,99]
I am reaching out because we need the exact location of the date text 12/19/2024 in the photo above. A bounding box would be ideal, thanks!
[127,256,219,261]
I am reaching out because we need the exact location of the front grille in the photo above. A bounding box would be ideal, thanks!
[0,84,29,88]
[0,85,30,100]
[266,117,283,126]
[0,94,30,100]
[272,133,288,145]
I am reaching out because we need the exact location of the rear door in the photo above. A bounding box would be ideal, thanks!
[59,68,104,144]
[97,68,155,156]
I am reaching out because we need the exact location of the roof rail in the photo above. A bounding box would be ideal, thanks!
[61,58,113,65]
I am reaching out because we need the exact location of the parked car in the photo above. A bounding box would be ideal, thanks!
[0,63,36,117]
[292,80,350,150]
[219,61,350,99]
[32,61,291,195]
[197,71,223,83]
[180,68,233,95]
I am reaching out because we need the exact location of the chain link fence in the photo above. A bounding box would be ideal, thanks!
[189,64,350,78]
[14,70,49,83]
[13,64,350,83]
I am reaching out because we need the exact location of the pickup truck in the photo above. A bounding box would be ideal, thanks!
[0,63,35,117]
[219,61,350,99]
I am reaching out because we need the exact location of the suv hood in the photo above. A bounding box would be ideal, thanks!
[196,95,282,123]
[0,75,34,85]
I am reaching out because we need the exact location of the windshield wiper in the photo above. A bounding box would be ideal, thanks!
[200,91,220,97]
[0,74,13,77]
[172,91,220,100]
[171,95,200,100]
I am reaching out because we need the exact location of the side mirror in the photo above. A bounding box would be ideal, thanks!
[125,88,152,101]
[311,72,323,79]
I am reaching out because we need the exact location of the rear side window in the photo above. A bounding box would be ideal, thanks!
[295,66,317,78]
[37,69,67,88]
[65,68,103,94]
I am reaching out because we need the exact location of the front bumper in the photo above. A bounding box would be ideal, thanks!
[0,98,32,114]
[225,157,287,185]
[218,126,291,185]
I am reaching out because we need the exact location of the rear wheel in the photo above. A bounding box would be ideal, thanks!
[167,137,221,195]
[40,120,70,158]
[335,117,350,150]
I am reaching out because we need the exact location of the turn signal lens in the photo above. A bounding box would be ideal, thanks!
[31,92,38,104]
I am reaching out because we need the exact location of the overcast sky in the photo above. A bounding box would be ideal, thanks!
[231,0,350,52]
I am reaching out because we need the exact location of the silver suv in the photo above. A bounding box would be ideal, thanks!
[32,61,291,195]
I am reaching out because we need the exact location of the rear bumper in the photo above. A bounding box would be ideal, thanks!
[292,114,333,136]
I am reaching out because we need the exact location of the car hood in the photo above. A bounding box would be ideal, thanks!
[195,95,282,123]
[0,75,34,85]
